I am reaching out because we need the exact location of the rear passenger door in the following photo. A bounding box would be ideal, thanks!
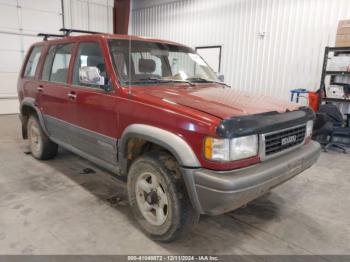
[37,43,76,145]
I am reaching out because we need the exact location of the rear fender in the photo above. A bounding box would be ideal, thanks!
[20,97,49,137]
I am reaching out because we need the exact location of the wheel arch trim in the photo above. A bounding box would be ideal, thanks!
[119,124,201,172]
[20,98,49,136]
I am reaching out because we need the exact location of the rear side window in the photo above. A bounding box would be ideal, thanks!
[23,45,42,78]
[41,43,74,83]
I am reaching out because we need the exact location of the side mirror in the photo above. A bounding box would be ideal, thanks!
[217,73,225,82]
[79,66,105,86]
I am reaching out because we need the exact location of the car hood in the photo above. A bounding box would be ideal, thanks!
[133,85,299,119]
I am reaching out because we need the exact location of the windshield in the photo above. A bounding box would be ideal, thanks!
[109,39,219,86]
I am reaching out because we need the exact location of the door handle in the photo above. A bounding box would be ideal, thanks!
[37,85,43,92]
[67,92,77,100]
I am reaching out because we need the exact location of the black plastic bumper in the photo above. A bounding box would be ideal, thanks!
[182,141,321,215]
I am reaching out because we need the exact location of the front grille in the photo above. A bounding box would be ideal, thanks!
[264,125,306,156]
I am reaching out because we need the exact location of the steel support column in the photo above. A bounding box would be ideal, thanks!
[113,0,130,34]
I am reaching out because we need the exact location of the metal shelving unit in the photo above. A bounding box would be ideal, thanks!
[319,46,350,106]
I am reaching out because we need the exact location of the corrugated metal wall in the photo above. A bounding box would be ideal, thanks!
[131,0,350,101]
[63,0,114,33]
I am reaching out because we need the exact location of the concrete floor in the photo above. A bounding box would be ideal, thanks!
[0,114,349,255]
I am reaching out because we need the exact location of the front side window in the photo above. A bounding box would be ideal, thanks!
[72,42,107,88]
[109,39,218,86]
[23,45,42,78]
[41,43,74,83]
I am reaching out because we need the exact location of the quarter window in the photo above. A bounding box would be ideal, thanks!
[41,43,74,83]
[23,45,42,78]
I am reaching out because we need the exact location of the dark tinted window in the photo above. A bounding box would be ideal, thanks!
[23,45,42,78]
[41,43,74,83]
[72,42,107,87]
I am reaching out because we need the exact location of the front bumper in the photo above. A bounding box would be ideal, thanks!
[182,141,321,215]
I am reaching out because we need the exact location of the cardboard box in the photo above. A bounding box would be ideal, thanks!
[336,20,350,47]
[337,19,350,35]
[336,34,350,47]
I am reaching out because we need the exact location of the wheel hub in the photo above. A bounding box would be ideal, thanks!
[135,172,169,226]
[145,190,159,205]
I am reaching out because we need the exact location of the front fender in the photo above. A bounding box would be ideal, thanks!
[118,124,203,212]
[119,124,201,170]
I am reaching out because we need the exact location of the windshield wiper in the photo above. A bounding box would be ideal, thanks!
[186,77,231,87]
[125,77,195,86]
[164,79,195,86]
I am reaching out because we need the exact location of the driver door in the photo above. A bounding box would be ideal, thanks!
[68,41,118,166]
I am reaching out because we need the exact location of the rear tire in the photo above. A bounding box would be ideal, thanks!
[27,115,58,160]
[127,150,199,242]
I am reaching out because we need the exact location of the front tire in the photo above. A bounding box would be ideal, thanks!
[27,115,58,160]
[127,151,199,242]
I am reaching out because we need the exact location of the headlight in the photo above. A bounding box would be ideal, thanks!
[204,135,258,162]
[230,135,258,161]
[204,137,230,161]
[306,120,313,137]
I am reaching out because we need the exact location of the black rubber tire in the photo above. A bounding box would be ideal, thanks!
[127,150,199,242]
[27,115,58,160]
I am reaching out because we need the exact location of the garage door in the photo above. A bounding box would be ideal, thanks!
[0,0,62,114]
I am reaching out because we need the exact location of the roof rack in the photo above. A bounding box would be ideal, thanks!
[37,33,65,41]
[37,28,105,41]
[59,28,104,36]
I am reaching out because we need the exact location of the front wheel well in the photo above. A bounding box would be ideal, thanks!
[124,137,180,175]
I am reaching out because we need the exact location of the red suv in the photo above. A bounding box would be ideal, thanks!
[18,29,321,242]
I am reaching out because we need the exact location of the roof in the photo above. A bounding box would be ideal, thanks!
[35,32,186,48]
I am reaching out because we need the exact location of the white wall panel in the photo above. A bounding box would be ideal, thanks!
[0,99,19,114]
[0,72,18,96]
[0,2,62,71]
[0,0,62,113]
[21,9,62,33]
[0,51,22,72]
[0,0,16,5]
[19,0,62,13]
[89,3,110,32]
[0,4,19,30]
[67,0,90,30]
[0,34,21,51]
[131,0,350,101]
[63,0,114,33]
[0,0,114,114]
